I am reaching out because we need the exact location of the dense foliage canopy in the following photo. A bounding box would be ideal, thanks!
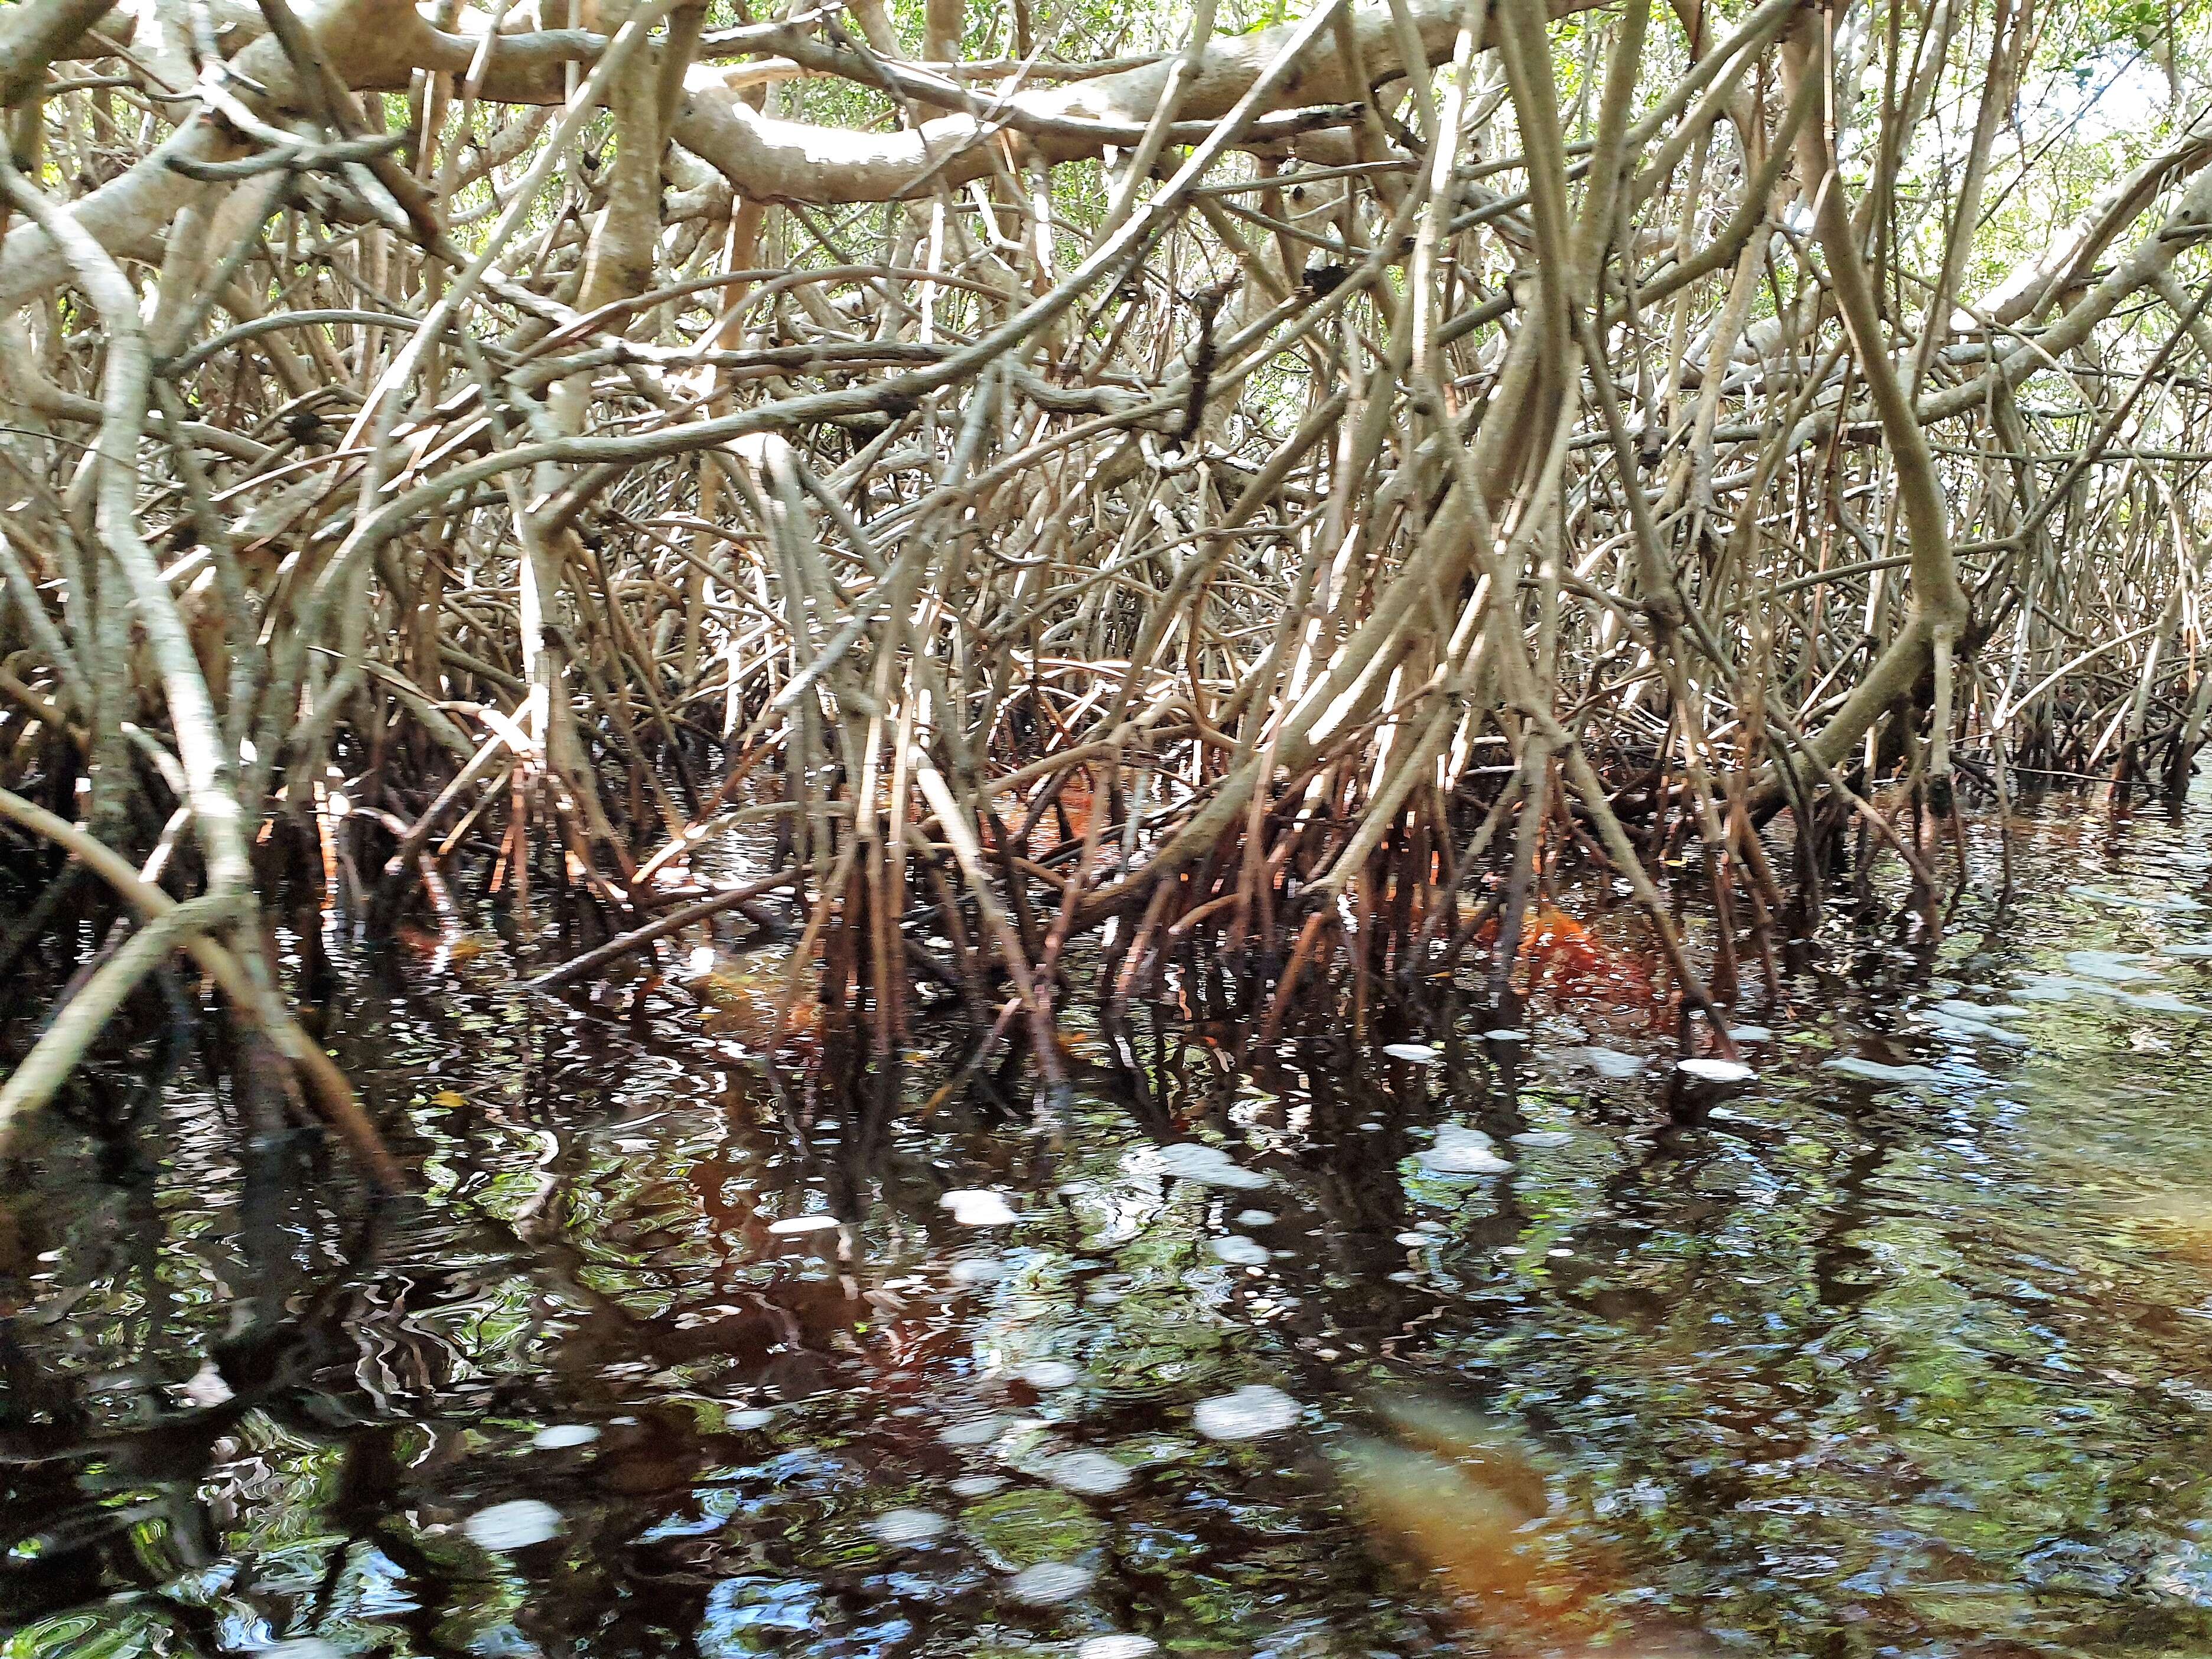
[6,0,2212,1173]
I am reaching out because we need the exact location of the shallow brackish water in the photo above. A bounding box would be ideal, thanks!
[9,797,2212,1658]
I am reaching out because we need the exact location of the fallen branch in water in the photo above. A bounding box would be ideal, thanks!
[519,865,810,991]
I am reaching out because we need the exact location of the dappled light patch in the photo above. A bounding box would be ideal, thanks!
[464,1499,562,1552]
[866,1508,950,1548]
[1418,1123,1513,1178]
[1193,1384,1302,1442]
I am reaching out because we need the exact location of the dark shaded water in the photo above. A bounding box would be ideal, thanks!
[9,796,2212,1658]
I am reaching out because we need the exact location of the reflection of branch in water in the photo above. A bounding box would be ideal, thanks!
[0,1164,385,1633]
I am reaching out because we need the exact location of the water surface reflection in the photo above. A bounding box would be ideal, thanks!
[8,800,2212,1657]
